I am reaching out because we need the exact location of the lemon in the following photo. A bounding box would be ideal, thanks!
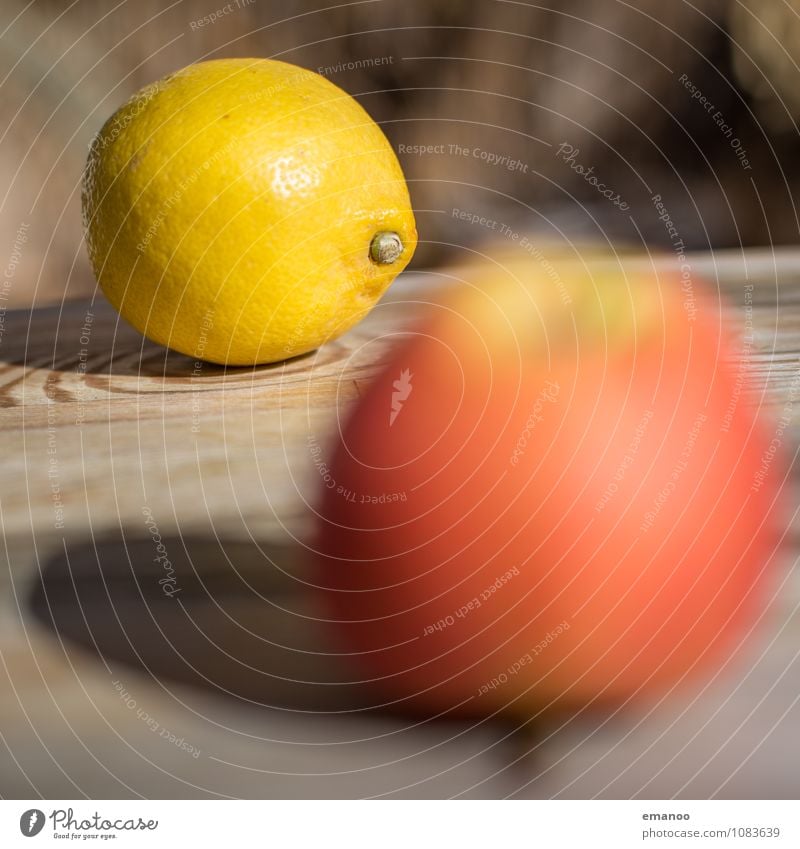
[81,58,417,365]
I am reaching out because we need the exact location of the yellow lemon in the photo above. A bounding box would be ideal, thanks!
[81,58,417,365]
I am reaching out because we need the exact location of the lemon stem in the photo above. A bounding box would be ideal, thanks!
[370,231,403,264]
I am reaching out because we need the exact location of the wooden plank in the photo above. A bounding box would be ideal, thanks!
[1,252,797,556]
[2,251,799,799]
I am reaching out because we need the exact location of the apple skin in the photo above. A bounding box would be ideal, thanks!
[314,259,785,717]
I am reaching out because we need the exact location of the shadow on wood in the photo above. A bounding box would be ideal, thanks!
[28,532,388,714]
[0,301,321,380]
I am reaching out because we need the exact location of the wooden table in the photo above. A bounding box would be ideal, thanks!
[1,249,798,799]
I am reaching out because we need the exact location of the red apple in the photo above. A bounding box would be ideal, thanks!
[314,256,785,716]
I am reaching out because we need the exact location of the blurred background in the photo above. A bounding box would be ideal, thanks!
[3,0,800,307]
[2,0,800,801]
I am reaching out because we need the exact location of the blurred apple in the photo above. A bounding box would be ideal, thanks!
[314,256,784,717]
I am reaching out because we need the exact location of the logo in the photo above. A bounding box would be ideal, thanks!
[389,368,413,426]
[19,810,45,837]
